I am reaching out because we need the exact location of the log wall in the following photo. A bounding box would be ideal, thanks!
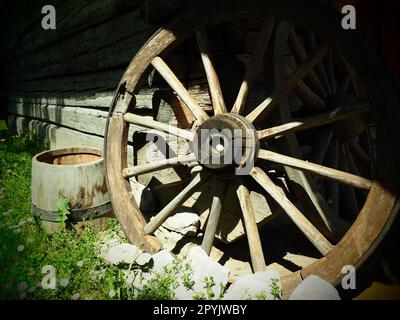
[0,0,398,154]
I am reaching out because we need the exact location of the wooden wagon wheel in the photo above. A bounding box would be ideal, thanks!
[105,0,400,296]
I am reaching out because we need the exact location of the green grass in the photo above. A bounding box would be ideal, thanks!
[0,120,8,131]
[0,132,248,301]
[0,132,199,301]
[0,133,128,300]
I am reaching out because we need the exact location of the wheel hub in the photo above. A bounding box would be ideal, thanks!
[193,113,259,175]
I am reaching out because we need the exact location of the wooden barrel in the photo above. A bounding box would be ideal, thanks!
[31,147,113,232]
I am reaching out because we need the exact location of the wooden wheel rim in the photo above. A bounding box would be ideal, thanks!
[105,0,400,296]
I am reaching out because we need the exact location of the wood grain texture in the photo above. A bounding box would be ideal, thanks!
[258,101,369,140]
[258,149,372,190]
[250,167,334,255]
[246,43,331,123]
[232,16,275,114]
[144,171,208,235]
[151,57,209,123]
[201,179,226,254]
[196,26,227,115]
[237,183,266,272]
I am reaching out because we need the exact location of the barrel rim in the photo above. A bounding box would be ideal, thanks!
[32,146,105,168]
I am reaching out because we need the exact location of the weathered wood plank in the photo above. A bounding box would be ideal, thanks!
[8,114,105,151]
[9,9,154,81]
[12,68,125,93]
[7,101,146,139]
[7,0,142,62]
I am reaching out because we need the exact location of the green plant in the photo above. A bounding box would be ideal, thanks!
[270,278,282,300]
[255,291,267,300]
[56,196,70,228]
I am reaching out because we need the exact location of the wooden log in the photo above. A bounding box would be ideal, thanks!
[7,0,142,63]
[9,114,104,150]
[13,68,125,93]
[142,0,185,24]
[8,92,115,109]
[8,101,146,139]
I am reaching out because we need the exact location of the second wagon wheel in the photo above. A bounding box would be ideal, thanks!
[105,0,400,296]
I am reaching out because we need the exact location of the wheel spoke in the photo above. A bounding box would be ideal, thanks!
[284,64,326,111]
[287,31,327,98]
[236,183,266,272]
[257,100,369,140]
[123,113,194,141]
[348,140,370,164]
[326,140,340,216]
[310,129,333,165]
[326,52,337,93]
[144,171,208,235]
[246,43,331,123]
[250,167,333,255]
[123,153,197,178]
[339,144,359,216]
[305,31,332,94]
[151,56,209,122]
[258,149,372,190]
[344,143,361,176]
[196,26,227,115]
[338,75,351,94]
[232,16,276,114]
[201,179,226,255]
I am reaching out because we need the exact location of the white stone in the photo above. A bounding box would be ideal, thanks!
[289,275,341,300]
[99,236,122,258]
[152,250,174,273]
[223,270,281,300]
[162,212,200,236]
[135,252,152,266]
[224,258,252,283]
[104,243,141,265]
[174,246,229,300]
[154,226,184,252]
[71,293,80,300]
